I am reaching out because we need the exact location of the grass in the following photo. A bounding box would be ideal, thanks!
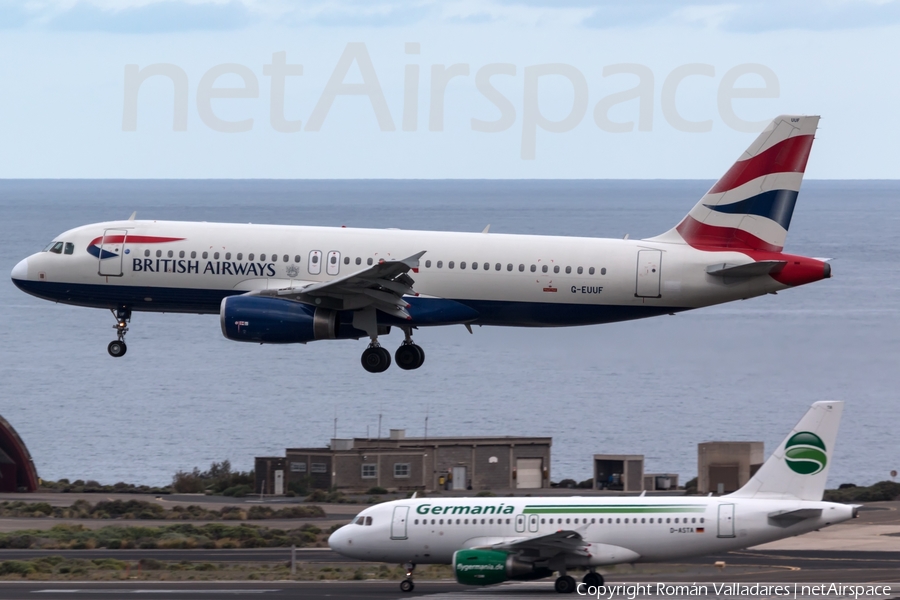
[0,522,340,550]
[0,500,325,521]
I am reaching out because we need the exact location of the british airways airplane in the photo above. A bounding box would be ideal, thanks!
[11,115,830,373]
[329,402,857,593]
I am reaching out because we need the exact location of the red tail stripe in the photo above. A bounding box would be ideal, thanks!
[676,216,783,253]
[709,135,814,195]
[89,235,184,246]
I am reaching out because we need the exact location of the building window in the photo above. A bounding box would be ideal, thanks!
[361,464,377,479]
[290,462,307,473]
[310,463,327,474]
[394,463,410,478]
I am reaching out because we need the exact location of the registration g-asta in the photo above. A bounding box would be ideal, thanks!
[329,402,858,593]
[11,115,831,372]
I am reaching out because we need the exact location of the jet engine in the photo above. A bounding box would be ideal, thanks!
[220,295,369,344]
[452,549,552,586]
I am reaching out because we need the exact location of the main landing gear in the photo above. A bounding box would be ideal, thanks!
[107,306,131,358]
[582,571,604,588]
[399,562,415,592]
[360,328,425,374]
[554,571,604,593]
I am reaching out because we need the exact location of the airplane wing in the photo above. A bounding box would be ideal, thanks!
[256,251,425,320]
[477,530,590,559]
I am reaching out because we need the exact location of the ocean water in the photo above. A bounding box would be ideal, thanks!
[1,180,898,489]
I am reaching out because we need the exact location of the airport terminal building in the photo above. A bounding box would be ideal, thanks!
[256,430,551,494]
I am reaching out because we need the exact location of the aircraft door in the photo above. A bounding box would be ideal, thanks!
[527,514,539,533]
[635,249,662,298]
[515,514,526,533]
[717,504,735,538]
[391,506,410,540]
[308,250,322,275]
[326,251,341,276]
[98,229,127,277]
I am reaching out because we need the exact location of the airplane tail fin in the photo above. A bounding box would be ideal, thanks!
[728,401,843,501]
[650,115,820,252]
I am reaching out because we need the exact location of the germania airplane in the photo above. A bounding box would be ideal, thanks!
[329,401,855,593]
[11,115,830,372]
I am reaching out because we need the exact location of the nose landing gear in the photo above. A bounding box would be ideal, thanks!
[399,562,416,592]
[107,306,131,358]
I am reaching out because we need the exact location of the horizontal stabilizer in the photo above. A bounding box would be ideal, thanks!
[768,508,822,521]
[707,260,786,278]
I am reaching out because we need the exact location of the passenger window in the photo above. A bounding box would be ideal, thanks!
[202,252,208,259]
[425,260,432,268]
[356,257,361,265]
[484,263,490,270]
[530,265,536,272]
[283,255,289,263]
[589,267,595,275]
[601,268,607,275]
[507,264,512,271]
[472,262,478,270]
[50,242,63,254]
[248,253,254,261]
[437,261,443,268]
[641,518,645,523]
[179,250,185,258]
[237,253,242,260]
[414,519,418,525]
[214,252,220,260]
[191,251,196,259]
[495,263,501,271]
[144,250,150,257]
[565,266,571,274]
[64,243,74,255]
[261,254,267,261]
[344,257,350,264]
[541,265,548,273]
[460,261,466,269]
[168,250,174,258]
[449,261,455,269]
[225,252,231,260]
[518,264,524,272]
[367,258,373,265]
[553,265,559,273]
[700,518,705,523]
[295,255,301,263]
[330,256,336,264]
[577,267,583,274]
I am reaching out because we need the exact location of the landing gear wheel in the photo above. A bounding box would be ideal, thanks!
[400,579,414,592]
[395,343,425,370]
[107,340,127,358]
[555,575,577,594]
[583,572,604,587]
[361,346,391,373]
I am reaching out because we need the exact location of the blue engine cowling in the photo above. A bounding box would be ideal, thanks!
[220,295,368,343]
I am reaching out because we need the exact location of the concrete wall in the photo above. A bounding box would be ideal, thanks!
[698,441,764,494]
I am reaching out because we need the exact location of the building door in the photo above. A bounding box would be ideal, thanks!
[717,504,735,538]
[452,466,467,490]
[98,229,127,277]
[635,250,662,298]
[516,458,542,489]
[274,470,284,495]
[391,506,409,540]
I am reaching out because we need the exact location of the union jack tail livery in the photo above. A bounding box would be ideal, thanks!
[655,115,819,252]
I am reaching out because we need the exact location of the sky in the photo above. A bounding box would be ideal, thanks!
[0,0,898,178]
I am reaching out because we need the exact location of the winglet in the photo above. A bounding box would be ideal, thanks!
[128,211,137,221]
[482,225,490,234]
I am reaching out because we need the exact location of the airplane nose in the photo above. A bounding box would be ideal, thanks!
[11,258,28,281]
[328,527,346,552]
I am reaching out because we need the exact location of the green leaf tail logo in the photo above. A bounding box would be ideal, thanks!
[784,431,827,475]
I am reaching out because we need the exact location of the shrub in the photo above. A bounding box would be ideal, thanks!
[576,478,594,489]
[222,485,252,498]
[172,460,254,494]
[366,486,388,495]
[0,560,34,576]
[475,491,496,497]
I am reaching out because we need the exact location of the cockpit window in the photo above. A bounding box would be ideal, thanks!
[355,517,365,525]
[64,243,74,255]
[42,242,55,252]
[49,242,64,254]
[365,516,373,526]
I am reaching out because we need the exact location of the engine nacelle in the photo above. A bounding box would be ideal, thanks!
[453,550,552,586]
[220,295,368,344]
